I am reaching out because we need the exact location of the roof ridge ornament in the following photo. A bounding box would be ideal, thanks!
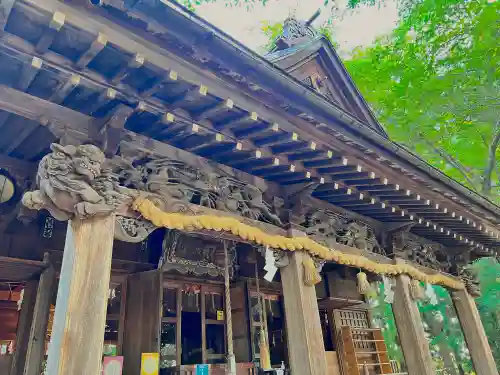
[272,10,322,51]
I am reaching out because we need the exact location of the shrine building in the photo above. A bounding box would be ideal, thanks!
[0,1,498,375]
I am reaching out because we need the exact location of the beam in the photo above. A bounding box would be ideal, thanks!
[2,118,47,155]
[169,84,207,107]
[99,104,134,157]
[49,74,81,104]
[0,0,15,34]
[195,98,233,121]
[140,69,177,98]
[111,53,144,85]
[0,84,96,138]
[17,56,43,91]
[36,11,65,53]
[75,32,107,69]
[452,289,499,375]
[87,87,116,115]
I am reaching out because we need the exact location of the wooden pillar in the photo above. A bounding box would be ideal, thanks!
[122,270,162,375]
[45,214,115,375]
[452,289,499,375]
[392,274,434,375]
[281,250,327,375]
[23,254,56,375]
[10,280,38,375]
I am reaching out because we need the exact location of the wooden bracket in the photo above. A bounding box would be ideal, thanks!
[98,105,134,158]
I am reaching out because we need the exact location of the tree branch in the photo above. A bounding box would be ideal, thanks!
[418,136,479,192]
[482,120,500,195]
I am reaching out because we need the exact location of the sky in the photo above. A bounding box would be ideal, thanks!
[194,0,400,57]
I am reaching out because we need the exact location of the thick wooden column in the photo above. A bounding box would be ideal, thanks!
[392,274,434,375]
[452,289,499,375]
[10,280,38,375]
[24,254,56,375]
[122,270,162,375]
[45,214,115,375]
[280,250,327,375]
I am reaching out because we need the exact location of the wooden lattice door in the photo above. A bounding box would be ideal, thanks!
[334,309,392,375]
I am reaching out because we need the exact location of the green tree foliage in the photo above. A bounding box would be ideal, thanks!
[343,0,500,198]
[471,257,500,364]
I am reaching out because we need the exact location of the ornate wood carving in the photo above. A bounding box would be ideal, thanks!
[392,232,451,273]
[22,143,130,221]
[302,208,385,256]
[111,155,282,227]
[159,231,237,278]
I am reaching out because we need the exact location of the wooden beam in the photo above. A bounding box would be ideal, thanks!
[46,214,115,375]
[2,118,48,155]
[75,32,107,69]
[218,111,258,130]
[0,57,43,132]
[140,69,177,98]
[392,271,434,375]
[183,132,225,153]
[111,53,144,85]
[87,87,116,115]
[0,84,96,138]
[169,84,207,107]
[120,129,271,193]
[195,98,233,121]
[17,56,43,91]
[49,74,81,104]
[36,11,65,53]
[10,280,38,375]
[145,112,175,137]
[24,254,56,375]
[0,0,15,34]
[452,289,499,375]
[99,104,134,157]
[280,239,327,375]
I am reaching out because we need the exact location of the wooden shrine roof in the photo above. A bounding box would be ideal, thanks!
[0,0,498,256]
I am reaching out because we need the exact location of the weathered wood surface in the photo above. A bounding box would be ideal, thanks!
[392,273,434,375]
[122,270,162,375]
[452,289,499,375]
[23,254,56,375]
[45,214,115,375]
[0,84,95,139]
[280,245,327,375]
[10,279,37,375]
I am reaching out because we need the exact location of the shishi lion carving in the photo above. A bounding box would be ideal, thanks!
[22,143,125,221]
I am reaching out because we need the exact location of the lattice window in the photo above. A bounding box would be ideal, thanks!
[338,309,369,328]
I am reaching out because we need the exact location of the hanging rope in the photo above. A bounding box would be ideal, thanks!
[133,197,465,290]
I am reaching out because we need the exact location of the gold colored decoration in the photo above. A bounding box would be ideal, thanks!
[133,197,465,290]
[302,253,322,286]
[409,279,425,301]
